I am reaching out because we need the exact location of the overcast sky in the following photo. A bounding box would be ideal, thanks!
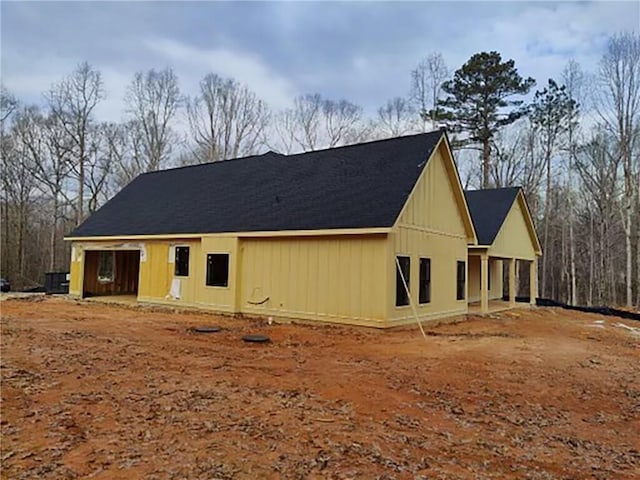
[2,1,639,122]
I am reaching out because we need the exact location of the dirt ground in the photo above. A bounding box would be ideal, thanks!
[1,296,639,480]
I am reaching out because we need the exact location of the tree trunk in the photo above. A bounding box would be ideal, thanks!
[2,196,9,277]
[636,190,640,307]
[588,210,594,306]
[482,138,490,188]
[18,202,25,283]
[541,152,552,298]
[624,201,632,306]
[77,154,84,225]
[636,212,640,308]
[49,195,58,271]
[567,139,577,305]
[563,218,569,303]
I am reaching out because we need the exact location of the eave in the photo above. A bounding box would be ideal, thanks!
[65,227,392,242]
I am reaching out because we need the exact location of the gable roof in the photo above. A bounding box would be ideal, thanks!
[464,187,521,245]
[69,131,444,238]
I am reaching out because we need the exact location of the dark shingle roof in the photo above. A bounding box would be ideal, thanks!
[464,187,520,245]
[69,132,444,237]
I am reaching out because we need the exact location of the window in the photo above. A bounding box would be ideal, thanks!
[206,253,230,287]
[97,251,114,283]
[488,261,492,291]
[175,246,190,277]
[396,256,410,307]
[419,258,431,304]
[456,261,466,300]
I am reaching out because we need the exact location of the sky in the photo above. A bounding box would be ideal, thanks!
[1,1,639,123]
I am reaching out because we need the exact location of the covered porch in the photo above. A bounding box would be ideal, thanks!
[468,247,537,315]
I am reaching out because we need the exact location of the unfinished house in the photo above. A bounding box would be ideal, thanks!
[464,187,542,314]
[66,130,540,327]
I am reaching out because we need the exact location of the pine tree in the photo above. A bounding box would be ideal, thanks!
[438,51,535,187]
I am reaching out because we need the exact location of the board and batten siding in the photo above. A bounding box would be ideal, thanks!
[388,142,471,324]
[239,235,387,326]
[137,242,172,299]
[136,237,239,313]
[489,196,538,260]
[69,245,83,295]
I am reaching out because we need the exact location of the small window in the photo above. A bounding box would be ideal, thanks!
[175,246,190,277]
[419,258,431,304]
[206,253,229,287]
[456,261,466,300]
[396,256,410,307]
[97,251,114,283]
[488,261,492,291]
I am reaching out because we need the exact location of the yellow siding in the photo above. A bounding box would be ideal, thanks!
[138,242,172,299]
[397,145,468,235]
[69,246,83,295]
[389,142,471,324]
[490,198,537,260]
[389,229,468,323]
[468,257,503,303]
[137,237,239,314]
[239,235,387,325]
[199,236,239,312]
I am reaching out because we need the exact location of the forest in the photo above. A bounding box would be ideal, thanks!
[1,32,638,308]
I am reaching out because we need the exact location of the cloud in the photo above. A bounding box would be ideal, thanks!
[2,48,133,123]
[1,0,638,124]
[142,37,297,110]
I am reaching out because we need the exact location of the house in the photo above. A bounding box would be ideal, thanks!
[66,130,540,327]
[464,187,542,313]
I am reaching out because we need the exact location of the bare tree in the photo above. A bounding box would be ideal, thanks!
[103,120,147,188]
[0,87,18,279]
[84,123,117,214]
[269,108,299,154]
[1,108,38,283]
[596,32,640,307]
[289,93,322,151]
[561,60,586,305]
[575,129,624,305]
[270,93,367,153]
[46,62,105,225]
[410,52,449,131]
[490,122,528,188]
[186,73,269,163]
[374,97,418,138]
[323,98,366,147]
[1,86,18,124]
[12,106,74,270]
[124,67,181,172]
[530,79,576,297]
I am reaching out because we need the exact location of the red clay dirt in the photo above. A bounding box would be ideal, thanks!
[1,296,639,479]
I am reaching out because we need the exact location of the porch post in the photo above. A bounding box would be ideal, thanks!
[529,258,537,305]
[480,253,489,314]
[508,258,516,307]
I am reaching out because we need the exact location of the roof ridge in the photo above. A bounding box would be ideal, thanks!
[140,150,286,177]
[285,130,443,158]
[140,131,443,177]
[465,186,521,193]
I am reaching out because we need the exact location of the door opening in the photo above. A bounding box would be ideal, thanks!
[82,250,140,298]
